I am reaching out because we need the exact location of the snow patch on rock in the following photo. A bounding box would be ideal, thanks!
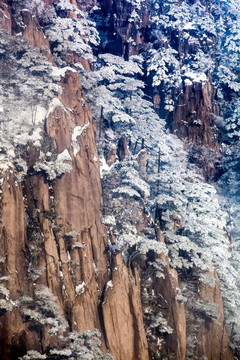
[71,123,90,156]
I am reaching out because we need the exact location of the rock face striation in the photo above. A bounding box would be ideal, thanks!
[0,0,239,359]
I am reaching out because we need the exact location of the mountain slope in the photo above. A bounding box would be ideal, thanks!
[0,0,239,359]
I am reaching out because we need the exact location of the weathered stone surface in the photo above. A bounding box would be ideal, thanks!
[102,254,149,360]
[195,270,233,360]
[172,80,219,151]
[102,0,149,58]
[0,1,12,34]
[117,134,129,161]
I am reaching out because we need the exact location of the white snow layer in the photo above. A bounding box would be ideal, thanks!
[71,122,90,156]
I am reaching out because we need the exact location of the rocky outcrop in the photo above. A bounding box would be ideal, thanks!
[147,228,187,360]
[171,78,220,180]
[0,1,12,34]
[0,175,34,359]
[102,255,149,360]
[0,68,106,357]
[172,80,219,151]
[117,135,129,161]
[101,0,149,59]
[195,271,233,360]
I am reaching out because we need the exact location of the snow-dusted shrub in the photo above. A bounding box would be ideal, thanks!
[146,311,173,334]
[0,278,13,314]
[33,157,72,181]
[40,0,100,65]
[0,30,63,178]
[22,0,46,17]
[25,209,45,281]
[21,285,68,335]
[19,330,114,359]
[190,300,220,324]
[49,330,114,359]
[146,47,181,88]
[19,350,47,360]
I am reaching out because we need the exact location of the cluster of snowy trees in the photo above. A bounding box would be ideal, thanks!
[14,0,101,65]
[77,47,240,350]
[144,0,240,349]
[18,288,113,359]
[0,29,73,179]
[0,271,13,314]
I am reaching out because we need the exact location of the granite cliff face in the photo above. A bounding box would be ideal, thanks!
[0,1,239,359]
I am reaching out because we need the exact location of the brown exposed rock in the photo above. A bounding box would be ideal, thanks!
[1,0,53,62]
[195,270,233,360]
[0,68,151,360]
[46,70,109,331]
[0,68,109,357]
[106,146,117,166]
[102,0,149,58]
[137,150,148,180]
[166,78,221,180]
[102,254,149,360]
[152,227,186,360]
[0,174,41,359]
[173,80,219,151]
[150,226,233,360]
[153,93,161,110]
[117,134,129,161]
[64,52,92,70]
[20,11,53,62]
[0,1,12,34]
